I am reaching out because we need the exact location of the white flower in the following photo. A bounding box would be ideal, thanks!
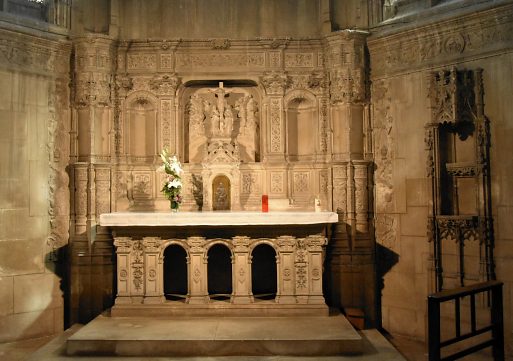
[167,179,182,189]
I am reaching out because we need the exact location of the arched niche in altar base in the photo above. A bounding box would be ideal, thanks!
[125,234,325,308]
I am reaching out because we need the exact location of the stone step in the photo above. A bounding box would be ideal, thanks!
[66,314,363,357]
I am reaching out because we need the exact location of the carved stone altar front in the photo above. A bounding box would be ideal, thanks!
[102,211,337,316]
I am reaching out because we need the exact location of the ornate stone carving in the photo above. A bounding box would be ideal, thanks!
[127,53,157,70]
[176,53,265,68]
[293,172,309,193]
[332,165,347,214]
[131,240,144,291]
[95,168,111,217]
[319,98,329,153]
[242,173,258,194]
[161,99,173,151]
[269,98,282,152]
[47,78,70,260]
[367,5,513,76]
[271,172,284,194]
[150,73,180,95]
[261,71,289,95]
[210,38,231,50]
[329,68,365,104]
[74,72,112,106]
[160,54,173,69]
[372,79,394,213]
[285,52,314,68]
[258,37,290,49]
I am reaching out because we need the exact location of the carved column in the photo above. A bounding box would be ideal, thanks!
[325,31,368,162]
[113,237,133,304]
[232,237,253,304]
[276,236,296,303]
[71,36,116,239]
[307,235,327,304]
[187,237,209,304]
[143,237,164,304]
[353,160,370,234]
[261,72,288,162]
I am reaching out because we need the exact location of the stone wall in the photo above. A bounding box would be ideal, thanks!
[0,27,70,342]
[368,2,513,353]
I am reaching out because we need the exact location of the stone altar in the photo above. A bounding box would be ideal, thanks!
[100,211,337,316]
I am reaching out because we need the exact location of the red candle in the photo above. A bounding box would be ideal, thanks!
[262,195,269,212]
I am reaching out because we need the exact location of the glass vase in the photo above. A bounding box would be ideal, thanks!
[170,200,180,212]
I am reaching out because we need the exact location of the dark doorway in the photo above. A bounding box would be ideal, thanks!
[163,245,188,301]
[207,244,232,301]
[251,244,277,300]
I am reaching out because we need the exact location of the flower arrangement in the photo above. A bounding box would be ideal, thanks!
[157,148,183,211]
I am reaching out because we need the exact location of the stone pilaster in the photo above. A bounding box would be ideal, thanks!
[143,237,164,304]
[232,237,253,304]
[186,237,209,304]
[306,235,327,304]
[276,236,296,303]
[261,71,288,162]
[113,237,132,304]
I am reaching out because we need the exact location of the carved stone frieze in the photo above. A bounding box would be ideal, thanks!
[286,71,328,94]
[176,53,265,69]
[127,53,157,71]
[284,52,314,68]
[0,34,70,75]
[368,5,513,77]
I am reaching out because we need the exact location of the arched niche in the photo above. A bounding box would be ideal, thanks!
[125,94,158,163]
[207,243,233,301]
[163,244,188,301]
[285,92,318,161]
[212,175,231,211]
[251,243,278,301]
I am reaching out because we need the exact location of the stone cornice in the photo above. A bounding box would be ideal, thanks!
[0,26,71,76]
[367,3,513,78]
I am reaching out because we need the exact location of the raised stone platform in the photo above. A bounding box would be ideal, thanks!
[112,300,329,317]
[66,314,363,357]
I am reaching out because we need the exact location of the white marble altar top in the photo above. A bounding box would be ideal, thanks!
[99,211,338,227]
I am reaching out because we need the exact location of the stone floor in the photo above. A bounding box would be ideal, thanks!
[66,315,362,356]
[0,325,508,361]
[0,325,406,361]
